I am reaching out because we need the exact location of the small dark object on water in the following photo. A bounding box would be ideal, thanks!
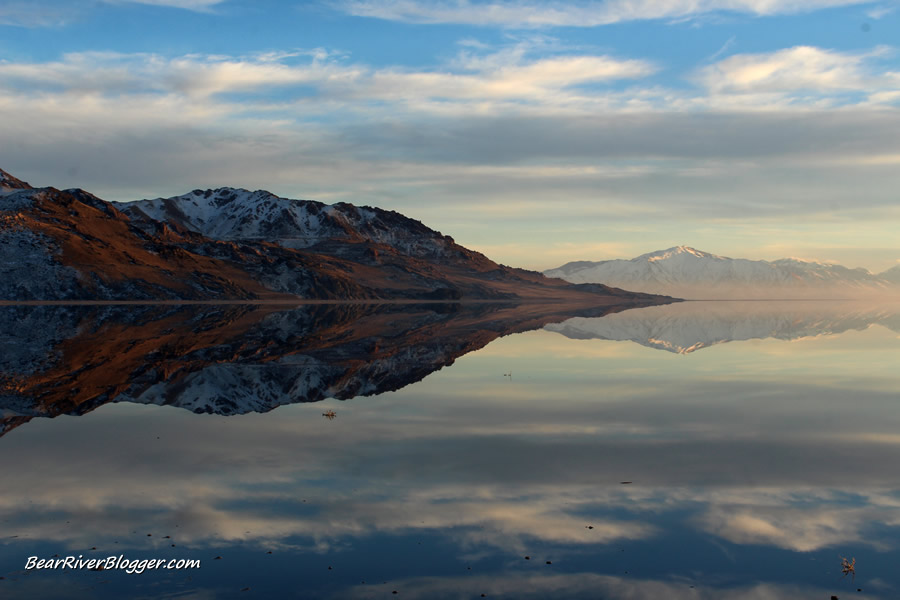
[841,556,856,579]
[164,536,170,539]
[328,566,332,570]
[524,556,530,560]
[393,592,398,595]
[214,556,222,560]
[831,596,838,600]
[147,534,152,537]
[322,410,336,420]
[620,481,632,484]
[267,551,272,554]
[241,587,250,592]
[546,561,552,564]
[91,547,96,550]
[586,525,593,529]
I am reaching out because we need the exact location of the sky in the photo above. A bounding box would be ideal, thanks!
[1,0,899,272]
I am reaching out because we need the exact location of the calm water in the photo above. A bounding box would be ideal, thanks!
[1,300,899,599]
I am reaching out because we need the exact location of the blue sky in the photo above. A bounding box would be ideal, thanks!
[1,0,899,271]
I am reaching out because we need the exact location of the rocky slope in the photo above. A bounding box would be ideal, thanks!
[545,246,900,299]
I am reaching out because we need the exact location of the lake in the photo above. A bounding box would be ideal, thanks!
[1,300,898,599]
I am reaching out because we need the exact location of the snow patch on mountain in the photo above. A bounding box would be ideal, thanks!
[119,187,462,260]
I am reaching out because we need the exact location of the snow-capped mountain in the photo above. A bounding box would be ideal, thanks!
[1,167,675,303]
[120,187,468,260]
[545,300,900,354]
[545,246,900,299]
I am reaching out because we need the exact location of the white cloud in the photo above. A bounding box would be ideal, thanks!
[107,0,225,8]
[0,0,226,28]
[0,47,654,106]
[0,1,86,27]
[1,45,899,267]
[698,45,896,94]
[337,0,876,27]
[865,3,897,18]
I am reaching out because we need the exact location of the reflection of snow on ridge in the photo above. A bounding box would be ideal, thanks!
[545,301,900,354]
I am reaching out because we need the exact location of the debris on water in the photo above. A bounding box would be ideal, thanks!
[524,556,530,560]
[328,566,332,570]
[322,410,336,420]
[586,525,594,529]
[266,551,272,554]
[214,556,222,560]
[841,556,856,579]
[546,561,552,564]
[620,481,632,484]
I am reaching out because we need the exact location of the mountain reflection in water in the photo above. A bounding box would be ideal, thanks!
[1,300,899,599]
[0,300,653,435]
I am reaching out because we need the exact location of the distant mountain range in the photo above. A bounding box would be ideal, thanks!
[545,246,900,299]
[0,167,673,304]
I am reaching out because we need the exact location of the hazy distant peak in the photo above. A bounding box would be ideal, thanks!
[545,246,900,300]
[880,264,900,284]
[635,246,726,262]
[771,257,832,266]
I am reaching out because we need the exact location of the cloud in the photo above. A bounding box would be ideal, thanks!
[698,45,896,94]
[336,0,876,28]
[0,0,226,28]
[1,45,898,270]
[699,505,888,551]
[0,47,653,106]
[0,1,88,27]
[107,0,225,8]
[865,3,897,18]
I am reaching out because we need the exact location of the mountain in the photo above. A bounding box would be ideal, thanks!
[545,246,900,299]
[0,300,650,437]
[545,300,900,354]
[881,265,900,284]
[0,168,675,304]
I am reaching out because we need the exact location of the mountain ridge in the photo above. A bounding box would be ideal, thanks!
[546,245,900,299]
[1,168,677,305]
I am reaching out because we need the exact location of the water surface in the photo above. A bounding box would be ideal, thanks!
[1,300,898,598]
